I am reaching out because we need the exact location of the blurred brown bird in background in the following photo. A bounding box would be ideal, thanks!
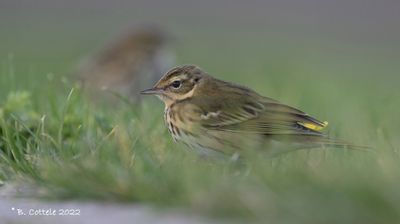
[76,27,175,103]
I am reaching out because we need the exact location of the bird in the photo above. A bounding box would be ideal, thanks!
[141,64,364,157]
[76,27,174,103]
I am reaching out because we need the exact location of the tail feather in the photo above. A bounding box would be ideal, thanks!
[310,137,373,151]
[266,135,373,156]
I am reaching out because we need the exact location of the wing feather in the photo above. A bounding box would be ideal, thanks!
[197,96,327,136]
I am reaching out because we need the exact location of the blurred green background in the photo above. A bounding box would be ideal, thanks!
[1,0,399,145]
[1,1,400,223]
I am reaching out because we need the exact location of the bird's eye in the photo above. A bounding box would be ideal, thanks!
[171,80,181,89]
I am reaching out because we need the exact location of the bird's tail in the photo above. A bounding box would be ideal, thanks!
[265,135,373,157]
[301,135,373,152]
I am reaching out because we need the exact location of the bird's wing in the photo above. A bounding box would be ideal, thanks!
[197,96,328,136]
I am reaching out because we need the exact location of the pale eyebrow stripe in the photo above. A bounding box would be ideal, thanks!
[169,74,188,82]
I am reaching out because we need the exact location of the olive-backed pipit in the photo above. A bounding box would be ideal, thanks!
[77,27,174,103]
[141,65,360,157]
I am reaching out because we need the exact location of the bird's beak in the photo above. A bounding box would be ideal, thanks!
[140,88,164,95]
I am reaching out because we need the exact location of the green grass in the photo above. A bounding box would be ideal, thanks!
[1,37,400,224]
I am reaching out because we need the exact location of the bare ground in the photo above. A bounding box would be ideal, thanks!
[0,184,217,224]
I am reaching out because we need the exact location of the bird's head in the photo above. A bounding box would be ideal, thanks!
[141,65,206,106]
